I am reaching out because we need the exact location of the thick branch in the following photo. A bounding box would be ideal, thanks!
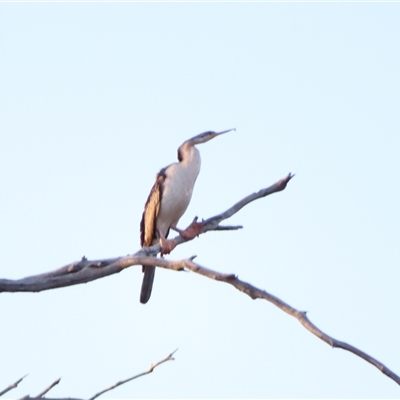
[5,255,399,388]
[2,172,398,388]
[0,174,293,293]
[175,259,400,387]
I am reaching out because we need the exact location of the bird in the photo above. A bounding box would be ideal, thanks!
[139,129,234,304]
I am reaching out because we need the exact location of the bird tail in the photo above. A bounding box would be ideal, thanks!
[140,265,155,304]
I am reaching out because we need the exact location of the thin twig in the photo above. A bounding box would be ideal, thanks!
[20,397,80,400]
[88,349,178,400]
[212,225,243,231]
[0,375,27,397]
[203,173,294,230]
[35,378,61,398]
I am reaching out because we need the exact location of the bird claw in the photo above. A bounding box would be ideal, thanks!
[179,221,204,240]
[159,237,177,255]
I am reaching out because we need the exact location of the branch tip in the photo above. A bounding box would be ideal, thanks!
[0,374,29,397]
[276,173,295,191]
[170,348,179,356]
[88,350,177,400]
[35,377,61,398]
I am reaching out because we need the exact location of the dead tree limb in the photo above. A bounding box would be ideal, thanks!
[1,172,399,387]
[4,254,399,388]
[35,378,61,398]
[18,377,63,400]
[1,351,176,400]
[88,348,177,400]
[0,375,27,396]
[0,173,293,293]
[175,259,400,386]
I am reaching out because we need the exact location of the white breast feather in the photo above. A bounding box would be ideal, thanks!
[157,148,201,235]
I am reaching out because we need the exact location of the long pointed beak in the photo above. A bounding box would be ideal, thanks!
[215,128,236,136]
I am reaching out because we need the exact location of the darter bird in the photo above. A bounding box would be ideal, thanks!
[139,129,234,304]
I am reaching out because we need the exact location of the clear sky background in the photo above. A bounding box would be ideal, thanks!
[1,3,399,399]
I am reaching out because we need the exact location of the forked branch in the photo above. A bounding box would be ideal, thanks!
[0,173,294,293]
[3,172,397,388]
[88,349,177,400]
[1,351,176,400]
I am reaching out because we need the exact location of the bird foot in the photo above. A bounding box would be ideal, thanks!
[159,237,177,255]
[179,221,204,240]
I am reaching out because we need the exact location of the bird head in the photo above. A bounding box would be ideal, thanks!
[188,128,235,145]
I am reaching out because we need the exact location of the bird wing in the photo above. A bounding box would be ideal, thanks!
[140,168,167,247]
[139,168,167,304]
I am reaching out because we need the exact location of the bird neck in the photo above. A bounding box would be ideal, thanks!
[178,143,201,171]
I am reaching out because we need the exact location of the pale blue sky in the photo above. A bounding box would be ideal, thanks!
[1,3,400,398]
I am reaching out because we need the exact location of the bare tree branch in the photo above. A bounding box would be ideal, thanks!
[1,172,399,387]
[14,351,176,400]
[19,397,80,400]
[140,172,294,256]
[0,375,27,397]
[88,349,177,400]
[35,378,61,398]
[5,253,400,387]
[0,174,293,293]
[202,172,294,231]
[212,224,243,231]
[175,259,400,387]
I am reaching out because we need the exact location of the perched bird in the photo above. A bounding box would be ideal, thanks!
[139,129,234,304]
